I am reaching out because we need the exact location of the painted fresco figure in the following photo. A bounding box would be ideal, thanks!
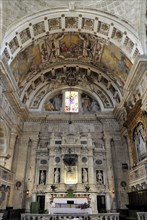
[82,95,91,112]
[53,95,62,111]
[90,100,100,112]
[44,101,54,111]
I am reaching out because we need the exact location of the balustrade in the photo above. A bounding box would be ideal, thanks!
[0,213,3,220]
[21,213,119,220]
[137,212,147,220]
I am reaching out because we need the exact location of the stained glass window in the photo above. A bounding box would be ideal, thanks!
[65,91,79,112]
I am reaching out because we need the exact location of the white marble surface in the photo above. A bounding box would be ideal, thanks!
[49,208,92,214]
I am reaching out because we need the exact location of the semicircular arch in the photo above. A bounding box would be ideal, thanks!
[1,9,143,64]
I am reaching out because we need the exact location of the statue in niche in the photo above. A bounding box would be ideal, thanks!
[52,95,62,111]
[54,168,60,184]
[96,170,103,185]
[90,100,100,112]
[82,168,88,183]
[39,170,46,185]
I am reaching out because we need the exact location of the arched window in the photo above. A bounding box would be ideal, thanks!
[65,91,79,112]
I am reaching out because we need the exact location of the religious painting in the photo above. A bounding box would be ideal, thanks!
[39,34,61,63]
[133,122,147,162]
[10,45,41,88]
[45,94,62,111]
[59,33,83,59]
[65,166,77,184]
[101,43,132,86]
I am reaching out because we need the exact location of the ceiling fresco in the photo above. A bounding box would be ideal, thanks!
[10,45,41,88]
[10,32,132,91]
[101,43,132,86]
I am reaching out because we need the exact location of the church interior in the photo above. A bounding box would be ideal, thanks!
[0,0,147,219]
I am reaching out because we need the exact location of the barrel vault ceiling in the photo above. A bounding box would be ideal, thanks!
[1,2,144,113]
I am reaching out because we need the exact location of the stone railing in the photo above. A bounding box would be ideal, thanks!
[137,212,147,220]
[21,213,119,220]
[0,213,3,220]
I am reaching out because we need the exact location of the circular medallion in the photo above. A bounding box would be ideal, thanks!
[55,157,60,163]
[82,157,87,163]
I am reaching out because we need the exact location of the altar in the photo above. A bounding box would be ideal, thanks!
[50,207,92,214]
[49,197,92,214]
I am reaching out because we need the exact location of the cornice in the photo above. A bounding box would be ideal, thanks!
[25,112,115,123]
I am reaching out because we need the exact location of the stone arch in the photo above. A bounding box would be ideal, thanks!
[39,86,113,113]
[1,9,143,64]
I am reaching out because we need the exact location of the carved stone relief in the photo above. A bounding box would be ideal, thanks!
[19,28,31,44]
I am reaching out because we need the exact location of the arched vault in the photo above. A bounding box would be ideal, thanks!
[1,9,143,112]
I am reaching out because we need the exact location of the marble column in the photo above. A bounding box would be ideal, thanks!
[5,131,17,170]
[26,138,38,202]
[48,150,54,185]
[7,185,14,207]
[7,136,21,207]
[14,136,32,209]
[105,192,111,212]
[60,156,65,184]
[125,133,134,167]
[78,154,82,183]
[104,135,115,196]
[88,150,95,186]
[77,153,83,191]
[35,158,40,185]
[78,91,83,112]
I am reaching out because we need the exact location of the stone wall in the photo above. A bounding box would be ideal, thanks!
[12,116,129,211]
